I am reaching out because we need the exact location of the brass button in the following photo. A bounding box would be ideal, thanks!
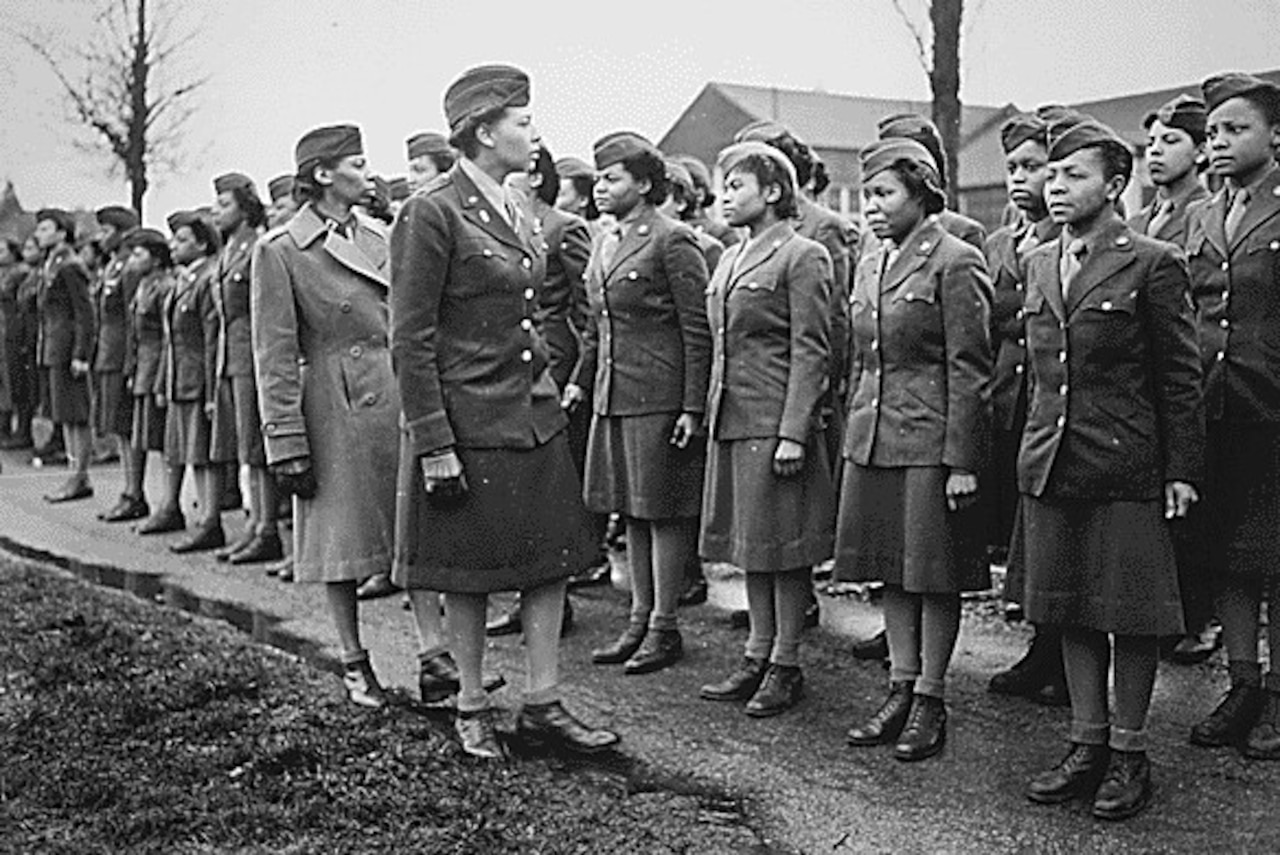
[522,257,532,269]
[524,288,535,300]
[521,319,532,331]
[363,393,377,406]
[340,301,352,313]
[520,350,532,363]
[1056,415,1066,428]
[350,345,362,358]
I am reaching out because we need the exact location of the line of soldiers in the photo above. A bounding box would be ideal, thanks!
[2,64,1278,823]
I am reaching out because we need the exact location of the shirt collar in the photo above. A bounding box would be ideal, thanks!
[459,157,510,220]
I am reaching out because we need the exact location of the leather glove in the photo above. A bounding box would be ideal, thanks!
[272,456,318,500]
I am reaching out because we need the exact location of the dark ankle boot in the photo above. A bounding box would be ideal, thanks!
[851,629,889,661]
[894,694,947,761]
[847,680,915,746]
[1244,689,1280,760]
[1190,681,1264,747]
[700,657,768,702]
[990,627,1062,698]
[745,664,803,717]
[1027,742,1110,804]
[1092,750,1152,820]
[591,624,646,665]
[624,628,683,675]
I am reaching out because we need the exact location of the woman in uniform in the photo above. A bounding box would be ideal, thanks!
[0,238,24,447]
[1017,119,1202,820]
[563,130,711,676]
[1185,74,1280,761]
[405,131,456,193]
[1,237,42,451]
[698,141,834,717]
[838,138,993,763]
[391,65,618,759]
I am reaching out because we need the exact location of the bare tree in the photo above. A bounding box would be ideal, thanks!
[890,0,973,208]
[6,0,207,217]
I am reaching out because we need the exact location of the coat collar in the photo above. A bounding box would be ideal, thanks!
[727,220,794,292]
[451,163,533,254]
[878,217,944,294]
[1063,217,1137,316]
[604,204,658,279]
[286,203,388,288]
[1228,165,1280,251]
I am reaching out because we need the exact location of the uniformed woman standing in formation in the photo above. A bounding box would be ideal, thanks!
[132,230,181,537]
[253,124,404,707]
[840,138,993,763]
[390,65,618,759]
[567,131,711,676]
[697,141,834,717]
[0,237,39,451]
[1185,74,1280,761]
[1018,119,1203,820]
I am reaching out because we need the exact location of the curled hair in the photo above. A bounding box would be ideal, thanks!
[1095,142,1134,187]
[227,184,268,229]
[889,160,946,216]
[448,106,510,159]
[294,156,343,203]
[763,132,818,189]
[566,174,599,220]
[428,148,457,174]
[725,153,798,220]
[530,146,558,206]
[666,179,699,221]
[619,150,669,205]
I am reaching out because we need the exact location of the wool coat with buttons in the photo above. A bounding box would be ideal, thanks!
[390,165,563,457]
[704,221,832,442]
[570,204,711,417]
[127,269,170,397]
[36,246,93,369]
[1184,166,1280,425]
[1018,218,1203,500]
[985,217,1061,431]
[1127,184,1209,250]
[252,202,402,581]
[160,254,218,403]
[91,253,139,374]
[531,200,591,390]
[845,218,993,472]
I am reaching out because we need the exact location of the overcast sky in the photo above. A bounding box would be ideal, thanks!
[1,0,1277,225]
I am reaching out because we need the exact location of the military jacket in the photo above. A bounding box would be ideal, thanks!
[36,246,93,368]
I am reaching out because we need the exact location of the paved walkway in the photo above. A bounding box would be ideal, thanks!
[2,448,1278,853]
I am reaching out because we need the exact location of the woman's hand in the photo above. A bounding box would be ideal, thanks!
[154,393,166,409]
[670,412,702,449]
[1164,480,1198,520]
[204,401,216,420]
[70,358,90,377]
[773,438,805,477]
[420,449,467,504]
[561,383,585,413]
[272,456,318,500]
[945,469,979,512]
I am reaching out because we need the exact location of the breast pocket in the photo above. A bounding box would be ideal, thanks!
[453,238,509,298]
[891,275,938,306]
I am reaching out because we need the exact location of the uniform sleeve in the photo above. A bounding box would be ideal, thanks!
[1145,247,1204,487]
[66,265,94,363]
[250,239,310,464]
[389,194,457,456]
[560,218,592,341]
[568,235,602,392]
[813,217,854,396]
[664,225,712,414]
[779,243,833,443]
[200,270,220,400]
[940,246,994,472]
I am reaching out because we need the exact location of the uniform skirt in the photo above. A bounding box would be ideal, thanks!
[93,370,132,437]
[700,432,835,573]
[206,378,238,463]
[45,365,91,426]
[230,374,266,466]
[1012,495,1183,636]
[393,431,595,594]
[1204,422,1280,581]
[584,412,705,519]
[130,394,165,452]
[834,463,989,594]
[163,400,211,466]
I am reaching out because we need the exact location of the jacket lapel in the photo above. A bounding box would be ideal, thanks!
[324,227,388,288]
[727,221,792,293]
[605,206,656,280]
[452,165,528,254]
[879,219,942,294]
[1065,221,1137,317]
[1200,189,1231,259]
[1229,167,1280,252]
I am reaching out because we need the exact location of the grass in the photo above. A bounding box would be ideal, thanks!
[0,559,766,854]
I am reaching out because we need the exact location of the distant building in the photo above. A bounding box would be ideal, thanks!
[0,181,35,242]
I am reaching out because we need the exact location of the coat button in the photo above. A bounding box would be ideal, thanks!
[350,345,362,358]
[871,339,879,350]
[363,393,377,406]
[1220,318,1229,329]
[627,271,638,280]
[1217,351,1226,361]
[1056,415,1066,428]
[1015,309,1025,320]
[1017,337,1026,347]
[522,257,532,269]
[520,350,532,363]
[1059,384,1068,396]
[340,301,352,313]
[1100,300,1113,310]
[483,248,493,257]
[524,288,535,300]
[871,398,879,407]
[1014,364,1024,374]
[1221,261,1230,272]
[521,318,532,331]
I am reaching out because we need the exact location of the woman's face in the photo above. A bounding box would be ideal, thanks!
[407,155,440,191]
[1145,120,1202,187]
[480,106,538,175]
[212,190,243,233]
[593,164,646,219]
[267,195,300,229]
[1206,97,1279,182]
[1046,148,1122,227]
[555,177,587,215]
[862,169,925,243]
[169,226,203,265]
[322,154,374,207]
[720,167,775,228]
[125,245,156,275]
[21,237,40,264]
[1005,140,1050,214]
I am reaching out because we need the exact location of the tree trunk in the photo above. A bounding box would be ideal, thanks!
[929,0,963,210]
[127,0,149,218]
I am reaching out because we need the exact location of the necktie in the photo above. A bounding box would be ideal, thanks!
[879,244,900,285]
[1060,238,1086,299]
[1016,225,1041,258]
[1225,189,1250,244]
[599,221,622,270]
[1145,199,1176,237]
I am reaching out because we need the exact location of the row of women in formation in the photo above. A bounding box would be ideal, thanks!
[5,62,1279,824]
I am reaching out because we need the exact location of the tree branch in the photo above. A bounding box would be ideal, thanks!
[891,0,932,73]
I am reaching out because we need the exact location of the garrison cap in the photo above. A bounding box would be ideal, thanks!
[35,207,76,239]
[859,138,940,183]
[122,226,172,265]
[555,156,594,180]
[387,176,411,201]
[95,205,139,232]
[716,141,799,190]
[213,172,255,195]
[593,131,659,170]
[267,174,295,202]
[877,113,948,187]
[167,209,222,252]
[406,131,451,160]
[1047,118,1133,178]
[1000,114,1049,154]
[733,119,792,145]
[672,155,712,192]
[1202,72,1280,118]
[295,124,363,173]
[443,64,530,133]
[1143,94,1208,141]
[664,159,695,197]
